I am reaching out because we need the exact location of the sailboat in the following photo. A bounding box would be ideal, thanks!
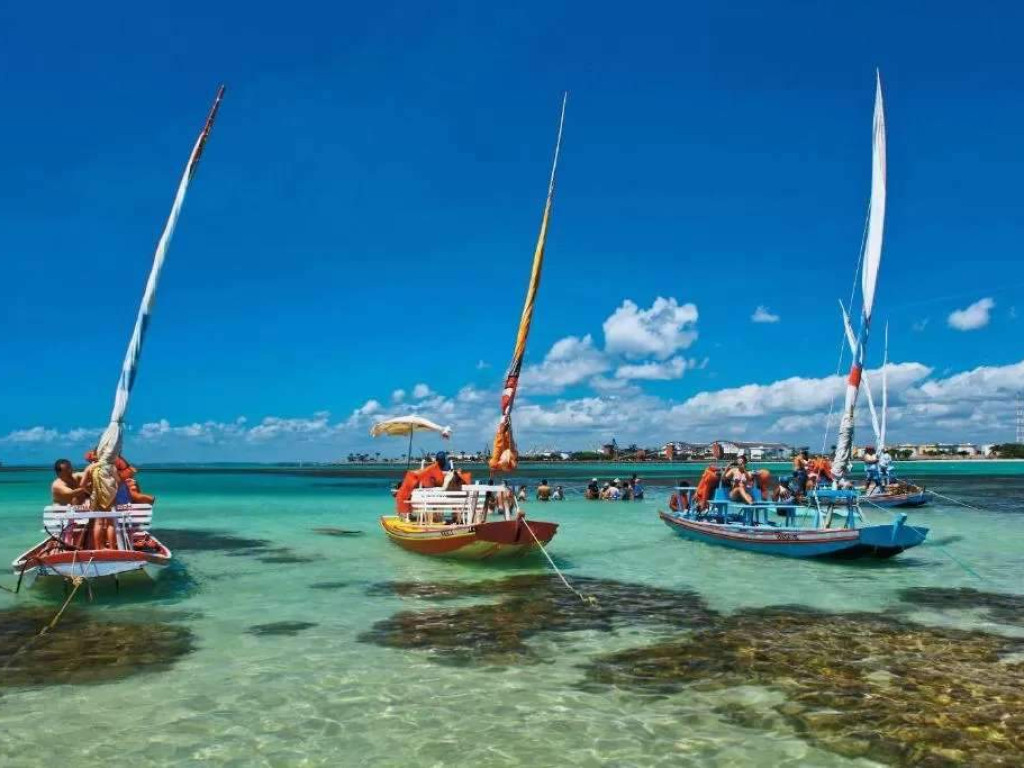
[660,75,928,558]
[377,96,566,559]
[13,87,225,586]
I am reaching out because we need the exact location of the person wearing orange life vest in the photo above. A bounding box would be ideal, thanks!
[668,479,693,512]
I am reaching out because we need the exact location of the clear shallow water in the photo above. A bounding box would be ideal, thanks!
[1,468,1022,767]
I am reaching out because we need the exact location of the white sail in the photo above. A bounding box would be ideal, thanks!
[839,301,882,446]
[861,72,887,321]
[832,74,887,481]
[93,88,224,488]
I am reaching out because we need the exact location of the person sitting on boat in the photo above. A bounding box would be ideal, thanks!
[722,455,748,486]
[728,463,754,505]
[552,485,564,500]
[772,477,794,503]
[536,480,552,501]
[584,478,600,500]
[862,446,881,494]
[669,480,692,512]
[753,468,773,501]
[51,458,89,505]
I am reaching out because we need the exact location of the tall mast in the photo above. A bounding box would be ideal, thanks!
[93,87,225,477]
[489,94,568,473]
[833,72,886,481]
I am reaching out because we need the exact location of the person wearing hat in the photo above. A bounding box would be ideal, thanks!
[669,479,692,512]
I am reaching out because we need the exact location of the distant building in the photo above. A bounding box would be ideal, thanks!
[714,441,793,461]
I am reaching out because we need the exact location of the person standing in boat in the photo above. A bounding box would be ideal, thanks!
[496,480,515,519]
[51,459,89,505]
[792,449,810,498]
[862,446,881,494]
[79,452,120,549]
[878,446,894,485]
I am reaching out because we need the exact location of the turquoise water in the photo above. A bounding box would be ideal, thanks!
[1,467,1023,766]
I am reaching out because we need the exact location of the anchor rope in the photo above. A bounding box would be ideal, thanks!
[1,557,94,674]
[521,519,596,606]
[926,489,996,515]
[857,496,988,582]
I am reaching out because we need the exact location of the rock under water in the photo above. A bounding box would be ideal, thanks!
[582,605,1024,767]
[0,606,195,688]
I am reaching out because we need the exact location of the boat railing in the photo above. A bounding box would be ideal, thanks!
[408,484,504,526]
[43,504,153,536]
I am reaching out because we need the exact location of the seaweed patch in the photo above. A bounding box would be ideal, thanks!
[0,606,195,688]
[360,574,715,666]
[582,606,1024,766]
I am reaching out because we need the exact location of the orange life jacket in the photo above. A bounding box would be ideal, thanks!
[695,466,720,507]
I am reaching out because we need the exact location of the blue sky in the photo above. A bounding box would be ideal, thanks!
[2,1,1023,462]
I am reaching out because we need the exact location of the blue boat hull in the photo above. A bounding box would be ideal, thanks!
[862,489,933,508]
[659,511,928,559]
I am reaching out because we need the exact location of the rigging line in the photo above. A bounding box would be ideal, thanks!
[928,489,997,515]
[822,195,872,454]
[521,519,596,606]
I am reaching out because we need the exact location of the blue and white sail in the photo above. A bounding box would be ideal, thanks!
[833,73,886,482]
[91,87,225,503]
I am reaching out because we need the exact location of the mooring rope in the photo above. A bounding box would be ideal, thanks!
[857,496,988,582]
[1,557,94,674]
[521,519,596,606]
[927,489,996,515]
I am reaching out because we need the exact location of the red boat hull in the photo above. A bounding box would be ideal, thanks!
[380,517,558,560]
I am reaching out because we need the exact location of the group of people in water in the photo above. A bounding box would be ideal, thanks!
[583,475,645,501]
[49,453,156,549]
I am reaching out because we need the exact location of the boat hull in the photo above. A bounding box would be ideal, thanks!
[659,511,927,559]
[12,537,172,584]
[380,516,558,560]
[862,489,933,508]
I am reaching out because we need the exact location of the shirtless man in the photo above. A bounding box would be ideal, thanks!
[51,459,89,505]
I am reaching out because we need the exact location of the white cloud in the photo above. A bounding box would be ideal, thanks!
[412,383,433,399]
[615,356,691,381]
[948,297,995,331]
[391,389,406,404]
[247,412,335,442]
[912,318,929,332]
[476,360,490,370]
[603,297,698,360]
[1,426,59,444]
[520,334,610,393]
[751,306,780,324]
